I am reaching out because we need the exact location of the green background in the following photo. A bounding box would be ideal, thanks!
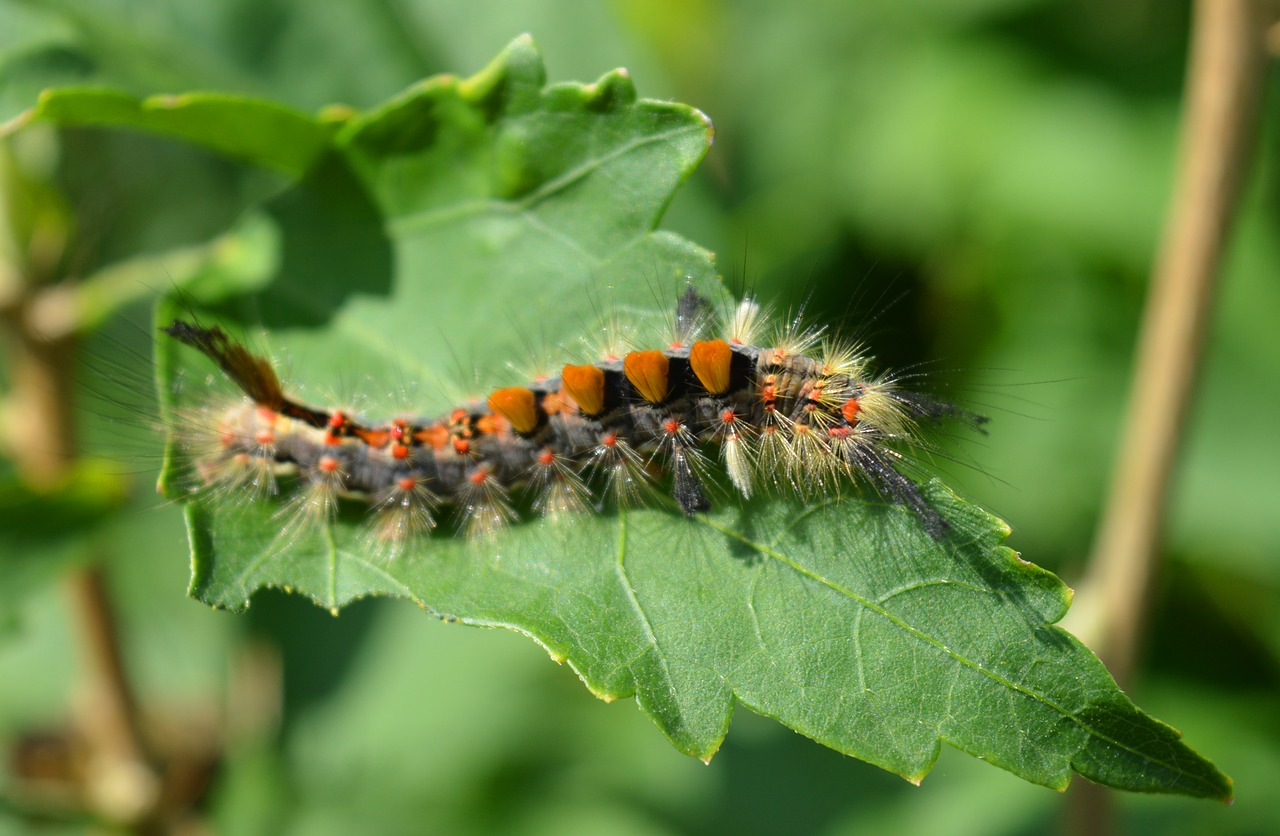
[1,1,1275,832]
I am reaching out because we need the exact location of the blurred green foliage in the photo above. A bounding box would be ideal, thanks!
[0,0,1276,832]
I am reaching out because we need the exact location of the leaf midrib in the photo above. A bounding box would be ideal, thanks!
[695,512,1203,788]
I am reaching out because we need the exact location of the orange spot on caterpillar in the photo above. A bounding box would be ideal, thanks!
[318,455,340,474]
[419,424,449,450]
[398,476,417,491]
[690,339,733,395]
[719,409,736,425]
[624,350,669,405]
[453,438,471,455]
[448,409,470,430]
[561,364,606,416]
[663,418,680,435]
[468,466,489,485]
[537,449,555,466]
[540,390,570,416]
[254,430,274,446]
[487,387,539,435]
[842,397,861,425]
[353,426,385,447]
[476,413,505,435]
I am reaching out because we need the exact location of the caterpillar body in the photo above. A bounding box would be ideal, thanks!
[163,288,982,550]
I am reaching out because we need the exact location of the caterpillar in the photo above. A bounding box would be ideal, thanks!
[162,287,984,550]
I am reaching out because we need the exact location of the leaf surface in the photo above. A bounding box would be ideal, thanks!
[21,36,1227,799]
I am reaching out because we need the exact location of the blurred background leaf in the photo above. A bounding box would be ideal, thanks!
[0,0,1275,832]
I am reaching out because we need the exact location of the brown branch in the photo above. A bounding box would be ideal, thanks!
[1074,0,1273,686]
[1066,0,1273,829]
[1,211,160,825]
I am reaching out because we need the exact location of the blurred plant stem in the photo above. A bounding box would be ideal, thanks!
[1,134,161,827]
[1065,0,1271,828]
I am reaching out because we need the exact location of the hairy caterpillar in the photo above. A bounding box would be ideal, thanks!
[162,287,984,551]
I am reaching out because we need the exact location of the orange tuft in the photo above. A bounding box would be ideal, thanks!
[690,340,733,395]
[486,387,539,435]
[624,350,670,405]
[841,397,861,425]
[561,364,606,416]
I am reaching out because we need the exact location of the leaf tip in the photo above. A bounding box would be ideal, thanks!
[319,103,358,125]
[584,69,637,110]
[145,93,185,111]
[696,107,715,147]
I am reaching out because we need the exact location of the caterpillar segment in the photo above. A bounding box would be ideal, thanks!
[163,292,975,549]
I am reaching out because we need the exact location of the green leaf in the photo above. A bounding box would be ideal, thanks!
[2,86,333,175]
[140,37,1232,798]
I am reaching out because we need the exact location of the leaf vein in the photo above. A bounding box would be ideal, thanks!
[697,514,1193,777]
